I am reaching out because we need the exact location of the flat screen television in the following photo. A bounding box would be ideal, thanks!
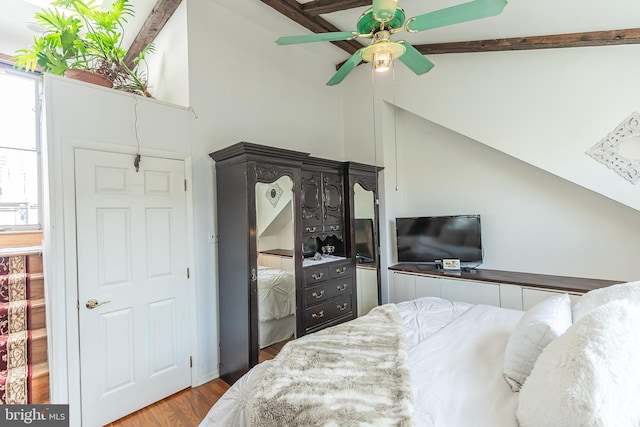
[355,218,375,264]
[395,215,483,267]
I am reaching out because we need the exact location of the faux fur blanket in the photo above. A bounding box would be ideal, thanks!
[251,304,414,426]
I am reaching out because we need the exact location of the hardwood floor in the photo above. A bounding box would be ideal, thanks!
[107,339,289,426]
[106,379,230,427]
[259,337,291,363]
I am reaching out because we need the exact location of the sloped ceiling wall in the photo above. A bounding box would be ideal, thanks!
[343,44,640,211]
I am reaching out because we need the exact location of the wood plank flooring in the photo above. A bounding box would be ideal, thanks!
[107,339,289,426]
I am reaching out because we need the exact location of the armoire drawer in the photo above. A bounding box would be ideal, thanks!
[329,262,352,279]
[304,278,352,306]
[304,294,352,330]
[304,265,330,285]
[323,223,344,233]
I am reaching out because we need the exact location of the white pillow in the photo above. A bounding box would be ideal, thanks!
[517,299,640,427]
[503,293,572,391]
[572,281,640,322]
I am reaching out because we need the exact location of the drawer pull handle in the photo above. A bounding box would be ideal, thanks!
[312,272,324,280]
[330,225,340,231]
[312,310,324,319]
[337,303,348,311]
[336,284,347,291]
[335,267,347,274]
[312,291,325,299]
[305,226,317,232]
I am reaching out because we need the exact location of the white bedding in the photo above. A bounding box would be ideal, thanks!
[257,266,295,348]
[409,303,523,427]
[257,266,295,322]
[200,297,524,427]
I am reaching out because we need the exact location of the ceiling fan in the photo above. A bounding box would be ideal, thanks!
[276,0,508,86]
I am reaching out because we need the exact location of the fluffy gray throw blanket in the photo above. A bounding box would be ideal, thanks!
[251,304,414,426]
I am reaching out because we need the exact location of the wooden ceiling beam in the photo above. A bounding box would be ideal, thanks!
[123,0,182,69]
[301,0,370,16]
[413,28,640,55]
[260,0,365,55]
[334,28,640,70]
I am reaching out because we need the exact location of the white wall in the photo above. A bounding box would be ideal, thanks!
[145,0,189,106]
[345,45,640,212]
[183,0,346,384]
[382,107,640,284]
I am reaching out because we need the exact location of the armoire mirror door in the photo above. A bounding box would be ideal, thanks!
[254,175,296,363]
[353,182,380,315]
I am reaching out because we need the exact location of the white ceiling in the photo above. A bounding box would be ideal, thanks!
[308,0,640,46]
[2,0,640,62]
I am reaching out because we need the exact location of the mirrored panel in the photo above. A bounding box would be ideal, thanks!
[255,176,296,360]
[354,182,379,316]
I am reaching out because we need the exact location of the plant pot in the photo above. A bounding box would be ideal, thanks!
[63,69,113,88]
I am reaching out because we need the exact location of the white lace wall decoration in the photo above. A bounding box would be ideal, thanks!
[586,112,640,184]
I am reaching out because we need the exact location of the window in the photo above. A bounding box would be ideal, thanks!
[0,62,41,231]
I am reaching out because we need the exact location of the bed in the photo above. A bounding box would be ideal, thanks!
[201,281,640,427]
[257,266,295,349]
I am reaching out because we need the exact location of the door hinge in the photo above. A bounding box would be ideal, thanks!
[187,267,190,279]
[184,179,187,191]
[190,356,193,368]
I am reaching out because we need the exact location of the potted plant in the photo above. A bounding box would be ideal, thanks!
[13,0,154,97]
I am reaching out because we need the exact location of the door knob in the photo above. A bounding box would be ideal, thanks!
[86,298,111,309]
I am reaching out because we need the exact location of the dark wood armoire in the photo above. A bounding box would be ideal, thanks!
[210,143,381,385]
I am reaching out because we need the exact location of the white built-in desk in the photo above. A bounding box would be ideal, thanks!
[389,264,622,311]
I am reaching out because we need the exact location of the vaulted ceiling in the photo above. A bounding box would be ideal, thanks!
[258,0,640,70]
[2,0,640,70]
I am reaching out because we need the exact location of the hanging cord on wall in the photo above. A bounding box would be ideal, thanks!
[369,65,381,212]
[370,64,378,168]
[392,61,399,191]
[132,95,141,172]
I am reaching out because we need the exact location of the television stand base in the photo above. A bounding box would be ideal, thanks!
[416,264,439,271]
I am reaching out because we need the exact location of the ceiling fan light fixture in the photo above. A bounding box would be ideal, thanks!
[362,40,405,73]
[372,48,393,72]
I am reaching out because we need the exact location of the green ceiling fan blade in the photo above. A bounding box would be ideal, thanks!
[327,48,364,86]
[397,41,434,75]
[407,0,507,32]
[276,32,357,45]
[373,0,398,22]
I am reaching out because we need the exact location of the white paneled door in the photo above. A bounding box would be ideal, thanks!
[75,149,191,426]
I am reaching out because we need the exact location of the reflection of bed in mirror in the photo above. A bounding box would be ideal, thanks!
[257,252,295,348]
